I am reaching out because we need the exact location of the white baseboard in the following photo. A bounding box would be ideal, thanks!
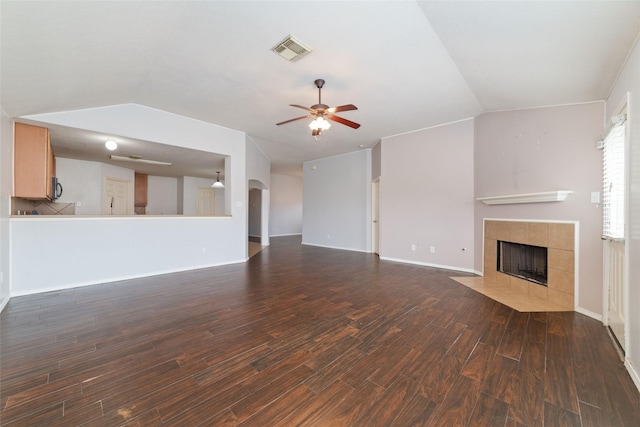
[575,306,603,321]
[270,233,302,237]
[379,256,476,274]
[301,241,370,253]
[626,358,640,394]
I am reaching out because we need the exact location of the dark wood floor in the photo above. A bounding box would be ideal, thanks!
[1,236,639,426]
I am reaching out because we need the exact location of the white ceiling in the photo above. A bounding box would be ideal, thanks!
[2,1,639,177]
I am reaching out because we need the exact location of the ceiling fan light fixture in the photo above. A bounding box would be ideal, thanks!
[212,171,225,188]
[276,79,360,135]
[309,117,331,131]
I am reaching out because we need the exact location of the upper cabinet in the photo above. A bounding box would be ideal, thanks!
[135,173,148,207]
[14,123,56,200]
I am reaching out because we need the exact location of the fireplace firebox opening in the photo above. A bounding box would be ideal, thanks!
[497,240,548,286]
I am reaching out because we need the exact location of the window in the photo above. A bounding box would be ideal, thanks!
[602,114,626,239]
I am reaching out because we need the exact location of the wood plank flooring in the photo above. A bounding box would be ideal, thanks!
[1,236,639,426]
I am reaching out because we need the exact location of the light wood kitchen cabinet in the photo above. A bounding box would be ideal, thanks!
[135,173,148,207]
[14,122,56,200]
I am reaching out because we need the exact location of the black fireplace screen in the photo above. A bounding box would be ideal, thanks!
[497,241,548,286]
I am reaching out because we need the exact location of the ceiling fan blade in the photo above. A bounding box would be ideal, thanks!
[328,115,361,129]
[328,104,358,114]
[290,104,314,113]
[276,115,312,126]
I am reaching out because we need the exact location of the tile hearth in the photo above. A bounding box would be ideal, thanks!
[451,276,572,312]
[454,219,576,312]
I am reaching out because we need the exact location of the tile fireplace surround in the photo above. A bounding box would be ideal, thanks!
[454,220,576,312]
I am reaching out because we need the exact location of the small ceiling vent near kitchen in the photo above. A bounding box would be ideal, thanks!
[271,35,312,62]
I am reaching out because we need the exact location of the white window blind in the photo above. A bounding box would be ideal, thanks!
[602,117,626,239]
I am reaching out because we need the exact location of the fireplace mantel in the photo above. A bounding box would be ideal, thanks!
[476,191,573,205]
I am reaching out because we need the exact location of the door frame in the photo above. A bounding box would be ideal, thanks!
[248,179,270,248]
[602,94,630,354]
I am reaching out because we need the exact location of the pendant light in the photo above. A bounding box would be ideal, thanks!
[212,171,225,188]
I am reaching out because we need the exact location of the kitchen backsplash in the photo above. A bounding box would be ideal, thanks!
[12,198,76,215]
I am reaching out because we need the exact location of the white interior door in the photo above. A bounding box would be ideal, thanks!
[372,179,380,255]
[197,188,216,215]
[105,177,131,215]
[606,239,626,350]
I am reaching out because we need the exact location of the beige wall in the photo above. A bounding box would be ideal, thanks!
[269,173,302,237]
[380,119,475,271]
[474,102,604,315]
[379,103,603,314]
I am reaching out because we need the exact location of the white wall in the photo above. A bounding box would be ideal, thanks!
[57,157,220,216]
[11,104,247,295]
[606,38,640,390]
[380,119,475,271]
[147,175,178,215]
[56,157,129,215]
[0,108,12,311]
[246,136,270,187]
[474,103,604,315]
[269,173,302,237]
[246,137,271,245]
[10,216,241,295]
[180,176,225,216]
[56,158,102,214]
[303,150,371,252]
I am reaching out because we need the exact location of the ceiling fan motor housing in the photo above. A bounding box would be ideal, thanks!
[311,104,330,113]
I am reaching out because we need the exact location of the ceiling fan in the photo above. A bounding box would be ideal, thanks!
[276,79,360,137]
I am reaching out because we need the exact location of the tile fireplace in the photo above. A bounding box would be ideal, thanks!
[483,220,575,310]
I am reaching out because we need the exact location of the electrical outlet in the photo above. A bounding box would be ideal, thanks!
[430,246,435,253]
[411,244,417,251]
[76,201,81,207]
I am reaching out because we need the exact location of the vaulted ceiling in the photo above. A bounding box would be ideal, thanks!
[2,1,639,176]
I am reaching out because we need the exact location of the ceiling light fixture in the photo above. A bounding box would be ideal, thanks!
[110,155,172,166]
[309,117,331,132]
[309,116,331,140]
[212,171,225,188]
[105,140,118,151]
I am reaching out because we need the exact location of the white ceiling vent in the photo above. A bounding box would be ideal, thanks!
[271,35,313,62]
